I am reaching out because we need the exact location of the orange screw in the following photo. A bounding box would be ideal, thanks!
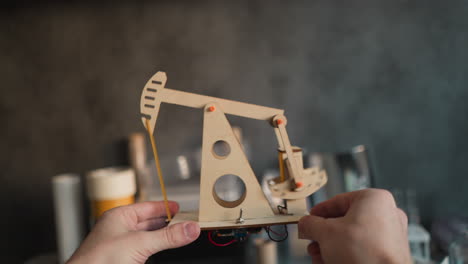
[208,106,216,112]
[276,119,283,125]
[295,182,303,188]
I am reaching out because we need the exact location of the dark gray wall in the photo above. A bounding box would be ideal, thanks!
[1,0,468,262]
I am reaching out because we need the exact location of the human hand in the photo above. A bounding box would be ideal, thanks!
[67,201,200,264]
[298,189,411,264]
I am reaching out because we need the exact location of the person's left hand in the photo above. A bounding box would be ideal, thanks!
[67,201,200,264]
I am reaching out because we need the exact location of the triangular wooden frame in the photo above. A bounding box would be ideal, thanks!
[198,103,274,222]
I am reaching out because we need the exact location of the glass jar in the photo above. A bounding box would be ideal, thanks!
[449,230,468,264]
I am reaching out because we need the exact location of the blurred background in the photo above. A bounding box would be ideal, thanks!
[1,0,468,263]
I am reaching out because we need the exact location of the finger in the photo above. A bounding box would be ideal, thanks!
[307,242,323,264]
[312,254,324,264]
[129,201,179,222]
[298,215,328,242]
[135,217,168,231]
[137,222,200,255]
[310,191,357,218]
[396,208,408,231]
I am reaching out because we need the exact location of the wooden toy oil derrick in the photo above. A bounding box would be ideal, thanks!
[140,71,327,230]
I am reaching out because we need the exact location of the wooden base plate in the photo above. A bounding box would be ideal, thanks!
[169,211,304,230]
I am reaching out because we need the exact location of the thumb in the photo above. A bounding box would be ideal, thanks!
[298,215,328,242]
[131,221,200,257]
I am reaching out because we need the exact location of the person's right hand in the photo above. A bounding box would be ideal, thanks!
[298,188,412,264]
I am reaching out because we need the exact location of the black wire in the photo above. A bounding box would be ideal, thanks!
[277,204,292,215]
[265,225,288,242]
[277,205,287,214]
[266,225,288,242]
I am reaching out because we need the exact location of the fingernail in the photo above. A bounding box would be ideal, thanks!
[184,222,200,240]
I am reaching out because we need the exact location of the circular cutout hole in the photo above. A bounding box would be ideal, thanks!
[213,174,246,208]
[212,140,231,158]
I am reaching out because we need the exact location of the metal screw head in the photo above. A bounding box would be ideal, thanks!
[236,209,245,224]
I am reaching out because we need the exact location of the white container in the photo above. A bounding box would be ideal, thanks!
[52,173,85,264]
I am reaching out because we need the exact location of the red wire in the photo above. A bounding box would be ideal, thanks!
[208,231,236,247]
[267,226,286,237]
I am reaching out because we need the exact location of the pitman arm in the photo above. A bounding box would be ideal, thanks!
[140,71,304,187]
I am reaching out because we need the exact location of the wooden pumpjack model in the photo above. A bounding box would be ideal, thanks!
[140,71,327,231]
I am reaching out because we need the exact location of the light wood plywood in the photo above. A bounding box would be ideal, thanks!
[139,71,328,228]
[170,211,305,230]
[198,103,274,222]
